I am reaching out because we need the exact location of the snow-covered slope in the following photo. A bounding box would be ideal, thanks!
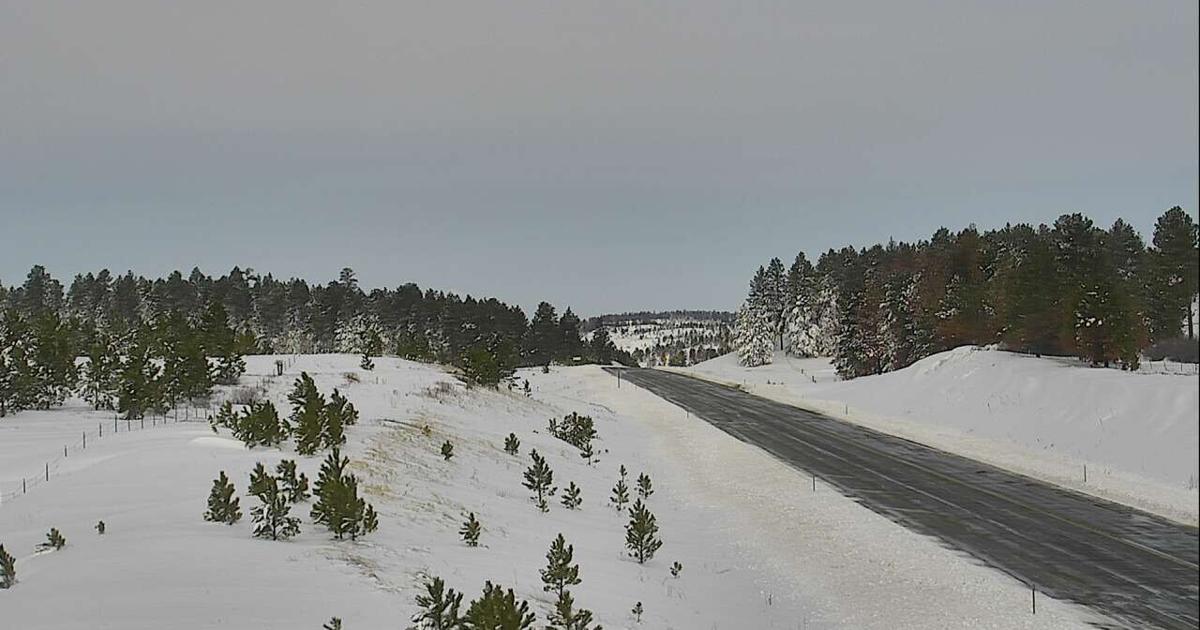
[0,354,1098,628]
[677,347,1200,524]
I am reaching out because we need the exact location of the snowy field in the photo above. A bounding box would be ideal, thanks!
[675,347,1200,525]
[0,355,1099,628]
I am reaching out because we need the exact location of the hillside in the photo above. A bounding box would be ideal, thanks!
[585,312,732,367]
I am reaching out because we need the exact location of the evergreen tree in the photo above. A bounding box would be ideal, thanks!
[411,576,464,630]
[525,302,561,367]
[560,482,582,510]
[670,561,683,578]
[0,544,15,589]
[96,521,106,535]
[630,602,643,623]
[1148,207,1199,341]
[541,533,581,598]
[522,450,556,513]
[249,468,301,540]
[117,335,161,420]
[460,512,481,547]
[81,333,119,411]
[624,500,662,564]
[578,442,595,466]
[503,433,520,456]
[441,440,455,461]
[311,448,379,540]
[276,459,311,503]
[635,473,653,500]
[323,618,342,630]
[733,301,773,367]
[202,301,246,385]
[204,471,243,524]
[38,528,67,551]
[609,466,630,512]
[546,591,599,630]
[327,388,359,426]
[464,581,536,630]
[290,372,327,455]
[241,401,288,448]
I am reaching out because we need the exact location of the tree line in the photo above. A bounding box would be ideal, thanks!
[734,207,1199,378]
[0,266,631,417]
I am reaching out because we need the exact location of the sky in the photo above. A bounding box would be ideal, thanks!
[1,1,1196,316]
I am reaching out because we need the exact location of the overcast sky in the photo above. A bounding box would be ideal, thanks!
[1,1,1196,316]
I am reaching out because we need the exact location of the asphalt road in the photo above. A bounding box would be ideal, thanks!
[605,367,1200,629]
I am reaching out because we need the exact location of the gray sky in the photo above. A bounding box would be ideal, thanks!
[1,1,1196,316]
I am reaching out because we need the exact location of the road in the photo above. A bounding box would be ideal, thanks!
[605,367,1200,629]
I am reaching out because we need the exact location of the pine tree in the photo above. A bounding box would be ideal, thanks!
[635,473,653,500]
[38,528,67,551]
[241,400,288,448]
[311,448,378,540]
[578,441,595,466]
[464,581,536,630]
[609,465,630,512]
[670,561,682,577]
[327,388,359,426]
[630,601,643,623]
[560,482,582,510]
[541,533,581,597]
[290,372,327,455]
[249,468,301,540]
[412,576,464,630]
[202,301,246,385]
[95,521,106,535]
[1148,206,1199,341]
[522,449,556,513]
[624,500,662,564]
[460,512,481,547]
[118,335,161,420]
[547,590,599,630]
[441,440,455,461]
[503,432,520,456]
[204,471,243,524]
[81,334,119,411]
[276,459,311,503]
[323,618,342,630]
[0,544,16,588]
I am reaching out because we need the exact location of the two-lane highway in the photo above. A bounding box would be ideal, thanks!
[606,367,1199,629]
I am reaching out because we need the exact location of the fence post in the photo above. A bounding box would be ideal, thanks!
[1031,584,1036,614]
[83,431,86,449]
[45,462,49,481]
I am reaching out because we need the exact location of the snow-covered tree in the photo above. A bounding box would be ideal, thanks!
[610,465,630,512]
[733,303,773,367]
[0,544,17,588]
[785,274,839,357]
[249,465,301,540]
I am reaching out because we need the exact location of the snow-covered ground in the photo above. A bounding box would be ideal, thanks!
[0,354,1099,628]
[674,347,1200,525]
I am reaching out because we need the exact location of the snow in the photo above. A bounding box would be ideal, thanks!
[675,347,1200,525]
[0,354,1101,628]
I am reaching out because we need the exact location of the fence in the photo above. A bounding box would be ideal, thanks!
[1138,359,1200,376]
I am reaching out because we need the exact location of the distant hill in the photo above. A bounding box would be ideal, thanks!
[585,310,733,367]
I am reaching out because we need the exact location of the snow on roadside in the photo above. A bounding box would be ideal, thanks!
[2,355,816,629]
[524,365,1100,630]
[674,347,1200,525]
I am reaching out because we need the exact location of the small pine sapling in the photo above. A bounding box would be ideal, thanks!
[631,601,644,623]
[579,441,594,465]
[460,512,481,547]
[547,590,599,630]
[465,581,536,629]
[670,561,683,578]
[522,449,556,513]
[204,470,243,524]
[523,380,531,396]
[624,499,662,564]
[38,528,67,551]
[360,353,374,371]
[412,576,464,630]
[610,465,630,512]
[249,470,301,540]
[0,544,16,589]
[540,533,581,597]
[441,440,454,461]
[276,459,311,503]
[311,448,379,540]
[560,482,582,510]
[95,521,106,535]
[636,472,653,500]
[503,432,520,455]
[323,618,342,630]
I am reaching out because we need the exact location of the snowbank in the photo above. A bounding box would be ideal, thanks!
[677,347,1200,524]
